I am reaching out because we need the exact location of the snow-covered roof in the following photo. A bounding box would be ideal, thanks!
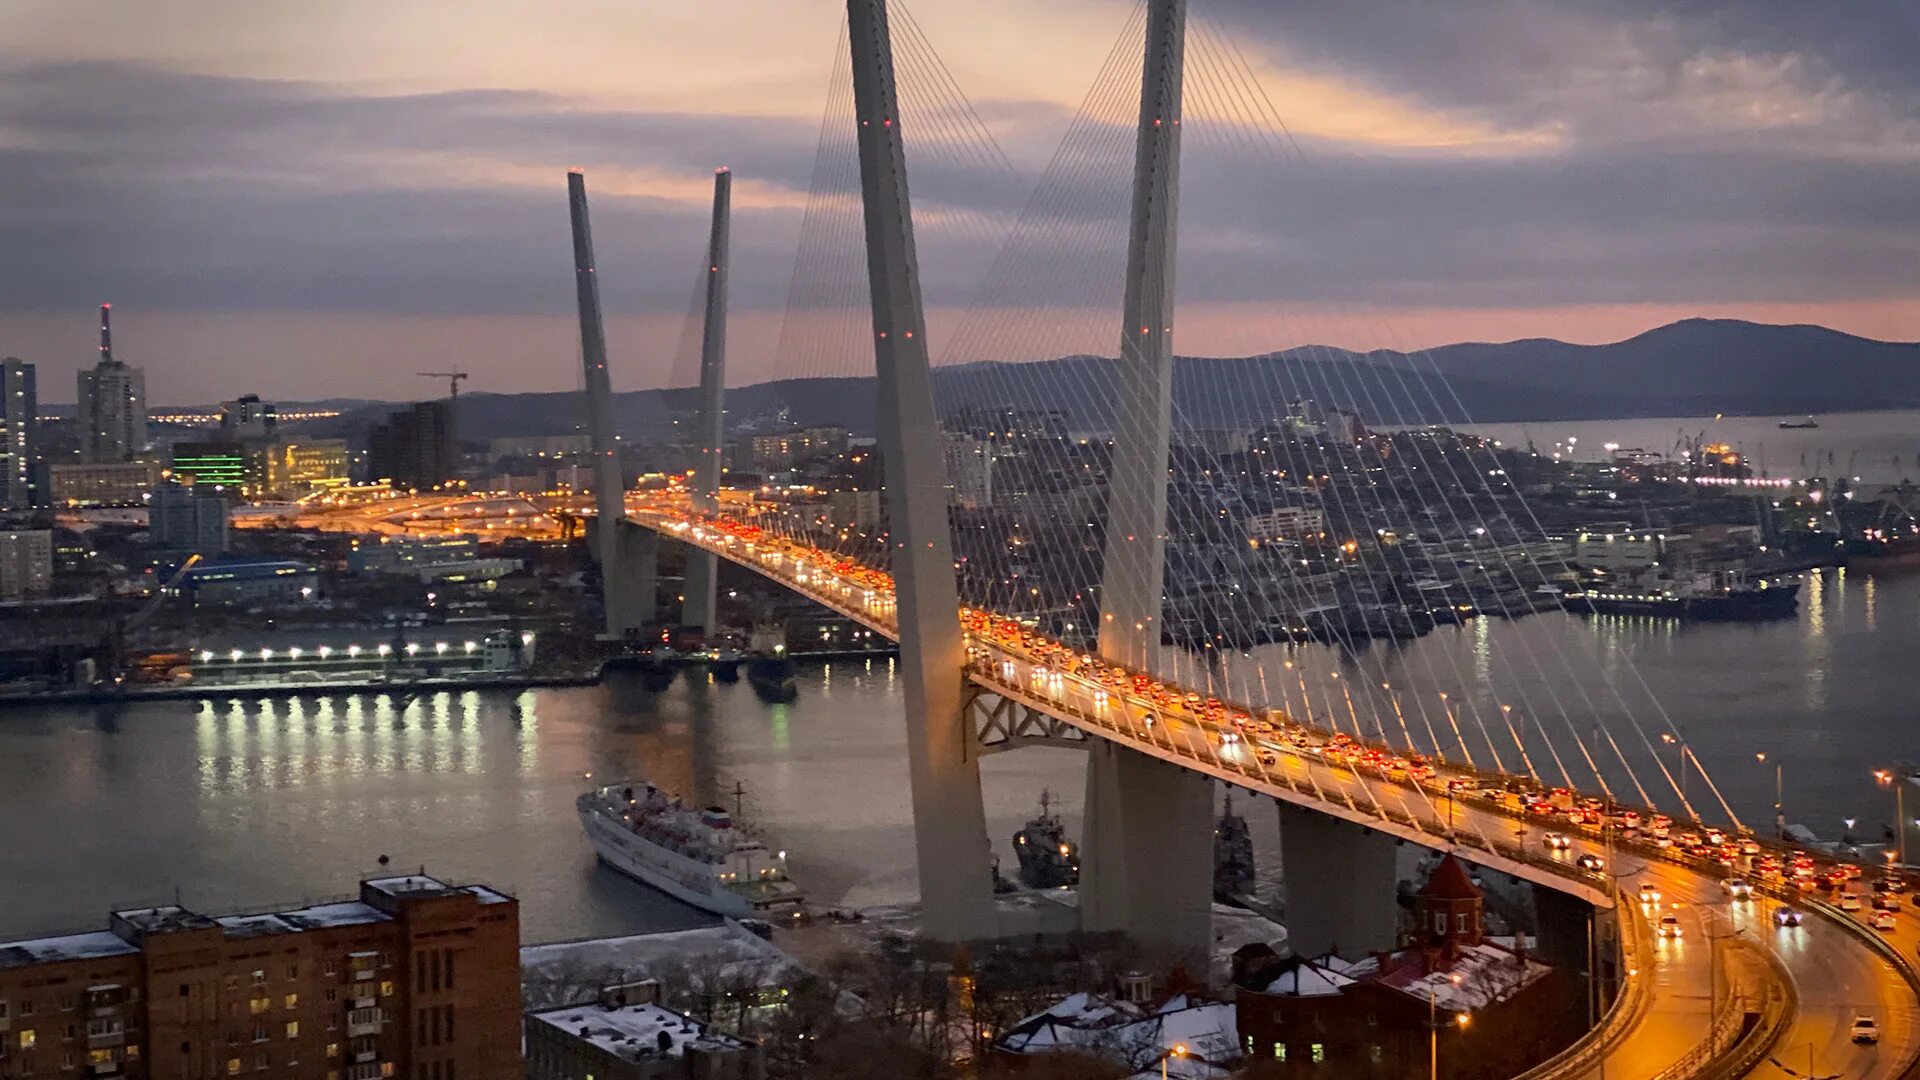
[529,1000,747,1061]
[999,993,1239,1077]
[520,923,804,1009]
[216,902,391,939]
[363,875,450,897]
[1255,956,1359,998]
[112,906,217,935]
[1376,943,1550,1012]
[0,931,139,971]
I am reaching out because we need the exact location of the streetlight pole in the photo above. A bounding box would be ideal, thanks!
[1159,1043,1188,1079]
[1430,974,1463,1080]
[1757,753,1783,839]
[1875,769,1907,867]
[1662,733,1688,810]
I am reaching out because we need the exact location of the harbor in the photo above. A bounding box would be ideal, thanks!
[2,564,1918,944]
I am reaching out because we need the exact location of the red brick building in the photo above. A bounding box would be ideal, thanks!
[0,874,520,1080]
[1232,854,1563,1076]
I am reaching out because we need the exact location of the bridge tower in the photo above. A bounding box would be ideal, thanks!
[683,168,732,635]
[568,170,657,639]
[845,0,998,941]
[1079,0,1217,960]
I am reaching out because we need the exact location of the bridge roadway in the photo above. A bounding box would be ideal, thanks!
[633,502,1920,1078]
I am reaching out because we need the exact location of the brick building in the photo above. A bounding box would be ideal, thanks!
[0,874,520,1080]
[1231,854,1562,1076]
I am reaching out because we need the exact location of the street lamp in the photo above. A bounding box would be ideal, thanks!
[1661,733,1691,810]
[1430,974,1463,1080]
[1875,769,1907,867]
[1757,753,1784,838]
[1157,1043,1188,1079]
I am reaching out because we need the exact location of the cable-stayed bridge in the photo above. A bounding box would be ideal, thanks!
[564,1,1920,1076]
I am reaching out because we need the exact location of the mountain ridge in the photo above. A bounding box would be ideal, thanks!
[299,318,1920,441]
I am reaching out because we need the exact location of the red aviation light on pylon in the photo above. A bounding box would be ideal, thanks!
[716,166,731,174]
[567,166,585,175]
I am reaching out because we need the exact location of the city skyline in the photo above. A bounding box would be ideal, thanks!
[0,0,1914,401]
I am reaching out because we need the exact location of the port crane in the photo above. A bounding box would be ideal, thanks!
[100,553,204,683]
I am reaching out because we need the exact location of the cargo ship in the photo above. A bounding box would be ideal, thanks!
[578,781,804,917]
[1565,568,1800,620]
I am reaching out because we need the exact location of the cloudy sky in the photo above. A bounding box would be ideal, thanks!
[0,0,1914,403]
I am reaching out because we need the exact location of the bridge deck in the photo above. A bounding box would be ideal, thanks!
[635,500,1920,1079]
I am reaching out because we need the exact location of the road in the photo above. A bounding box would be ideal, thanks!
[636,502,1920,1079]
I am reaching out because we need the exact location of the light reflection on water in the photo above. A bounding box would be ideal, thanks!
[1,570,1916,940]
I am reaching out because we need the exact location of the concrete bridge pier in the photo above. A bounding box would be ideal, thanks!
[1534,886,1614,986]
[1277,801,1400,959]
[598,520,659,639]
[1079,742,1215,963]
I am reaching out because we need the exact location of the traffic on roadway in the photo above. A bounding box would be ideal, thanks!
[640,500,1920,1078]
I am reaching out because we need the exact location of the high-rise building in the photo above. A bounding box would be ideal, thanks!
[49,460,164,507]
[219,393,278,439]
[942,434,993,509]
[0,872,523,1080]
[267,440,351,497]
[76,303,147,464]
[149,479,230,554]
[0,358,40,509]
[368,401,455,491]
[169,441,250,492]
[0,529,52,600]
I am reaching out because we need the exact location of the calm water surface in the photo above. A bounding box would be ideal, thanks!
[1,568,1916,942]
[1463,408,1920,483]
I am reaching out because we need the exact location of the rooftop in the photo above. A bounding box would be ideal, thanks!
[363,876,512,906]
[0,931,140,972]
[528,1000,747,1062]
[999,993,1238,1079]
[0,874,511,965]
[112,906,219,936]
[214,902,390,940]
[520,923,802,1010]
[1373,942,1551,1012]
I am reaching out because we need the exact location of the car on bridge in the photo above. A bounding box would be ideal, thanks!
[1840,893,1864,912]
[1721,878,1753,900]
[1637,883,1662,905]
[1872,911,1898,931]
[1657,913,1683,939]
[1772,907,1806,927]
[1852,1015,1882,1044]
[1544,833,1572,851]
[1575,853,1605,872]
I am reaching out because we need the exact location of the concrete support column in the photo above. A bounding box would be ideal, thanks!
[1080,0,1210,957]
[568,170,654,637]
[610,522,658,640]
[1278,801,1399,959]
[684,168,732,635]
[1081,742,1215,962]
[846,0,995,941]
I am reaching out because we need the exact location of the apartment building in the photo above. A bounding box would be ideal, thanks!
[0,874,520,1080]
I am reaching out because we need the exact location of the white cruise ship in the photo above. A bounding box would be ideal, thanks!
[578,782,805,918]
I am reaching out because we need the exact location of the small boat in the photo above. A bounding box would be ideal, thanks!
[1213,793,1255,900]
[1778,416,1819,429]
[1011,790,1079,889]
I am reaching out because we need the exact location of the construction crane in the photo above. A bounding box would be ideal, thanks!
[101,553,204,684]
[416,370,469,401]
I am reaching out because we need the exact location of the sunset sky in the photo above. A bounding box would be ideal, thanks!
[1,0,1914,403]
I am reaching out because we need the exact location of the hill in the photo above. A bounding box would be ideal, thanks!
[307,319,1920,440]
